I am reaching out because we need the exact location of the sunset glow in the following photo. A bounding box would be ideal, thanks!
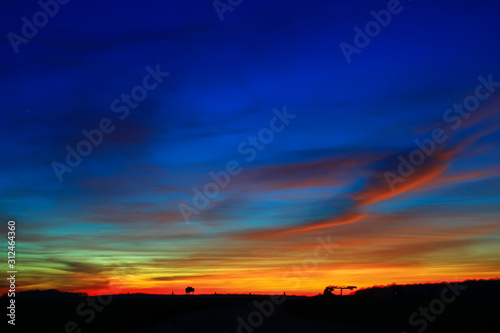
[1,0,500,299]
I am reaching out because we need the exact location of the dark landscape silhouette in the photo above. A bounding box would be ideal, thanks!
[5,279,498,333]
[3,1,500,333]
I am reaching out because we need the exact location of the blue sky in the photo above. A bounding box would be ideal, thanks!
[1,0,500,294]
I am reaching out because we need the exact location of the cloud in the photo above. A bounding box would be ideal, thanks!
[150,275,213,281]
[356,149,457,207]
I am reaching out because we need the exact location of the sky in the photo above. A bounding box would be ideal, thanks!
[1,0,500,296]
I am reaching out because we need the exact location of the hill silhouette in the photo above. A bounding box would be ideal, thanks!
[354,278,500,300]
[2,288,87,299]
[4,279,498,332]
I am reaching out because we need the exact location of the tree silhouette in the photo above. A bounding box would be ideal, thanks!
[323,285,357,296]
[185,286,194,295]
[323,286,335,296]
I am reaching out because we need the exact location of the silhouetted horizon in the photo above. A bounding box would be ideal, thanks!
[3,0,500,332]
[6,277,499,298]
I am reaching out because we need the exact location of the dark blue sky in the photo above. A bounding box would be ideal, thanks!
[1,0,500,293]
